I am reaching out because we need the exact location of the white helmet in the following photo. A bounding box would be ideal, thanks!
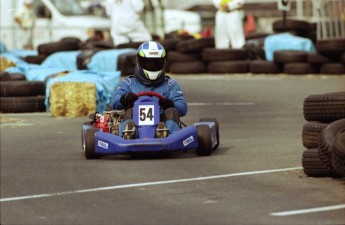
[136,41,167,82]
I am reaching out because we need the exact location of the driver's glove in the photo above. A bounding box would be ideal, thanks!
[159,98,174,110]
[120,92,138,106]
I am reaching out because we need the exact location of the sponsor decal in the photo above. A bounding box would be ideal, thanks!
[98,140,108,149]
[183,136,194,146]
[168,78,175,86]
[124,78,131,85]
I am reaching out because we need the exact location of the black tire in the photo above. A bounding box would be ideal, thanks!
[24,55,47,65]
[303,92,345,122]
[117,42,142,49]
[318,119,345,176]
[302,121,328,149]
[117,52,137,76]
[38,40,80,55]
[316,39,345,55]
[274,50,308,64]
[307,53,333,65]
[207,61,248,73]
[158,38,181,51]
[84,128,100,159]
[199,117,219,149]
[332,129,345,177]
[272,19,310,33]
[176,37,215,54]
[249,61,282,74]
[320,63,345,75]
[284,63,318,75]
[0,96,46,113]
[77,49,97,70]
[169,61,206,74]
[0,81,45,97]
[81,121,94,145]
[0,72,26,81]
[302,148,332,177]
[167,51,201,63]
[196,125,213,156]
[341,52,345,65]
[201,48,248,62]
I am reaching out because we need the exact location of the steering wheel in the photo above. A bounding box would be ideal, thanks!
[136,91,164,100]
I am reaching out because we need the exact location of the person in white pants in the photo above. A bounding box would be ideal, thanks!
[104,0,152,46]
[14,0,36,49]
[212,0,245,49]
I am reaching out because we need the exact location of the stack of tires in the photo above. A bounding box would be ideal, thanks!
[302,92,345,177]
[25,38,82,65]
[167,37,214,74]
[0,72,46,113]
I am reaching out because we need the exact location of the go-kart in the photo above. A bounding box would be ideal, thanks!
[81,91,219,159]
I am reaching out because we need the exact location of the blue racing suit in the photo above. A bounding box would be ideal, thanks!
[110,75,188,137]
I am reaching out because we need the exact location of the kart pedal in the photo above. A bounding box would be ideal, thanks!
[123,121,136,139]
[156,122,168,138]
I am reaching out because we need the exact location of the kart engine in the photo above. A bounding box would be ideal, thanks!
[90,110,124,135]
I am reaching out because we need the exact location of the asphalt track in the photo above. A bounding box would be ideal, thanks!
[1,74,345,225]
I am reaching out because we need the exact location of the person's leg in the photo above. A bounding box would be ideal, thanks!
[112,32,130,46]
[215,11,230,49]
[128,22,152,43]
[161,108,180,134]
[226,11,245,49]
[119,108,136,139]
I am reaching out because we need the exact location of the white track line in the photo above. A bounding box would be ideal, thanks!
[271,204,345,216]
[1,167,301,203]
[188,102,254,106]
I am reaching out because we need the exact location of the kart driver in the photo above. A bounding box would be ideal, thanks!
[110,41,188,139]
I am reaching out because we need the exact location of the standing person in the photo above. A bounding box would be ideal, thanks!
[104,0,152,46]
[110,41,187,139]
[212,0,245,49]
[14,0,36,49]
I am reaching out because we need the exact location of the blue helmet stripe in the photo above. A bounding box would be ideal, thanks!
[143,42,150,50]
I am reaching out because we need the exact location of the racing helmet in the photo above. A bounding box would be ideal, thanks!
[136,41,167,82]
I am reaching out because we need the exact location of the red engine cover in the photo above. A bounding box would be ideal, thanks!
[94,115,110,132]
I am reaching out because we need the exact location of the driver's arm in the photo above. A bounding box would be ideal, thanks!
[110,79,130,110]
[167,80,188,117]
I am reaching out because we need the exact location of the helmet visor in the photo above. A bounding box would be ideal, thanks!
[138,57,166,72]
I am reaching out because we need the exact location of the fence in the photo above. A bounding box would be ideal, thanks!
[314,0,345,40]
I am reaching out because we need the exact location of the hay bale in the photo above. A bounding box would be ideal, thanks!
[50,82,97,117]
[0,57,16,71]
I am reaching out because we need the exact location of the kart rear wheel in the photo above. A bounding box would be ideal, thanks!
[84,128,100,159]
[199,117,219,149]
[196,125,213,156]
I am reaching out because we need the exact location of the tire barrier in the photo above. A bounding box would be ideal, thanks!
[0,80,46,113]
[302,92,345,178]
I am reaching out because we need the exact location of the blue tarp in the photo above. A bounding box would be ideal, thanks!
[264,33,316,61]
[87,48,136,71]
[1,48,128,113]
[45,70,121,112]
[41,51,80,70]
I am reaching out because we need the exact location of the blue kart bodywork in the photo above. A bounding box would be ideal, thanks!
[82,93,218,157]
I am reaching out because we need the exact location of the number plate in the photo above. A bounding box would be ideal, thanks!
[138,105,155,125]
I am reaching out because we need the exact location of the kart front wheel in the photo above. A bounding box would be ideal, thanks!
[84,128,100,159]
[199,117,219,149]
[196,125,212,156]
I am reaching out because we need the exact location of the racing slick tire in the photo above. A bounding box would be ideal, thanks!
[332,129,345,177]
[196,125,213,156]
[84,128,100,159]
[0,96,46,113]
[199,117,219,149]
[302,148,332,177]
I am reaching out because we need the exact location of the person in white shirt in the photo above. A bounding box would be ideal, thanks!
[14,0,36,49]
[212,0,245,49]
[104,0,152,46]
